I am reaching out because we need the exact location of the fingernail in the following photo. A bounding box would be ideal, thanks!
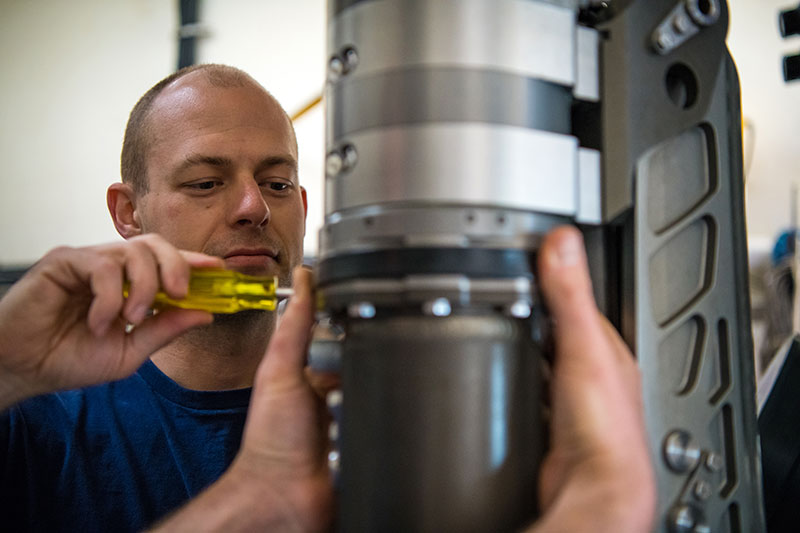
[129,304,148,325]
[553,231,583,268]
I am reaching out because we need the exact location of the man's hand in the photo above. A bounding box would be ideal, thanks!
[529,226,656,532]
[0,234,223,408]
[150,267,333,532]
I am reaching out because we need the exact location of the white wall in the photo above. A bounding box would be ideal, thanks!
[0,0,326,265]
[1,0,798,266]
[728,0,800,257]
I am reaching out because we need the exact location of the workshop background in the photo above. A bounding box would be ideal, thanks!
[1,0,799,366]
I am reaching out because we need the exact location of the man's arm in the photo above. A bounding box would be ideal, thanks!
[149,267,333,532]
[0,234,223,409]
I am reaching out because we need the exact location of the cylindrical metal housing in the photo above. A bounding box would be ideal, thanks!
[339,314,543,532]
[321,1,583,531]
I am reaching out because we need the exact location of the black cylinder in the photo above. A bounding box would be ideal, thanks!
[338,314,544,532]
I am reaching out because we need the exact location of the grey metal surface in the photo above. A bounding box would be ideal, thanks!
[597,0,730,221]
[321,0,765,531]
[626,48,765,533]
[575,26,600,102]
[327,67,572,140]
[338,314,543,532]
[329,0,576,85]
[319,206,567,258]
[325,124,578,215]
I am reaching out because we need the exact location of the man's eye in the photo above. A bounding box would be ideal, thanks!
[267,182,289,192]
[188,181,218,190]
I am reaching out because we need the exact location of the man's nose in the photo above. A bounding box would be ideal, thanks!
[231,179,270,227]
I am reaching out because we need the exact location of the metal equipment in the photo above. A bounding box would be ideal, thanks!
[316,0,765,531]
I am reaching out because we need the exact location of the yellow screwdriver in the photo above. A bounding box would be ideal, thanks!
[124,267,293,313]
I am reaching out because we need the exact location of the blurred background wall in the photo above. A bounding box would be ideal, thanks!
[0,0,798,269]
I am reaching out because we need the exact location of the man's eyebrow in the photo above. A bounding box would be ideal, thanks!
[173,154,298,177]
[174,154,234,174]
[255,155,298,177]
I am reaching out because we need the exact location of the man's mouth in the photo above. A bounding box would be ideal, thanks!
[223,249,279,271]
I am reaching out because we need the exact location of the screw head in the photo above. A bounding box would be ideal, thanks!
[673,13,693,34]
[343,46,359,70]
[328,449,341,471]
[328,55,345,82]
[657,32,674,51]
[705,452,724,472]
[326,150,344,177]
[348,302,376,319]
[693,480,712,501]
[668,504,696,533]
[342,143,358,169]
[424,298,452,317]
[663,430,701,473]
[326,389,343,408]
[508,300,532,318]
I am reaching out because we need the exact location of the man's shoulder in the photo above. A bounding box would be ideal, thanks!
[3,369,152,438]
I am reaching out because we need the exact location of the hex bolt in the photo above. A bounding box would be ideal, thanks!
[705,452,724,472]
[424,298,452,317]
[508,300,532,319]
[326,389,343,409]
[325,150,344,177]
[656,31,674,52]
[342,143,358,170]
[663,430,702,473]
[328,449,341,472]
[328,55,345,82]
[343,46,359,70]
[673,13,694,34]
[668,504,696,533]
[693,480,712,501]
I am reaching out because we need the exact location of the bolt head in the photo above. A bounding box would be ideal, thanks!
[663,430,701,473]
[326,389,343,408]
[693,480,712,501]
[508,301,532,318]
[424,298,452,317]
[328,449,341,471]
[326,150,344,177]
[342,144,358,169]
[348,301,376,319]
[328,55,345,81]
[705,452,724,472]
[343,46,359,69]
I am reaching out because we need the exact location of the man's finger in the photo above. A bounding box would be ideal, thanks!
[258,267,315,383]
[537,226,611,372]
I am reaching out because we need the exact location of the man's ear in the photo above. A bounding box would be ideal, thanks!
[300,186,308,236]
[107,183,143,239]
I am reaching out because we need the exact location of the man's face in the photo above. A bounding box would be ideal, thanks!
[135,74,307,286]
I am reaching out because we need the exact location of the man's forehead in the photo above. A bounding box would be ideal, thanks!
[145,73,296,152]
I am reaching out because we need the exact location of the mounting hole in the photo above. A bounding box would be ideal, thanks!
[698,0,713,15]
[665,63,698,109]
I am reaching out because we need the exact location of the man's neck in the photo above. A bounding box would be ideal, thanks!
[150,311,276,391]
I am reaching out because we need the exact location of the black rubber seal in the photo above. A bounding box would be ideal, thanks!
[317,248,536,286]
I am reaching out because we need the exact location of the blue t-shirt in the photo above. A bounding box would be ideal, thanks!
[0,359,251,532]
